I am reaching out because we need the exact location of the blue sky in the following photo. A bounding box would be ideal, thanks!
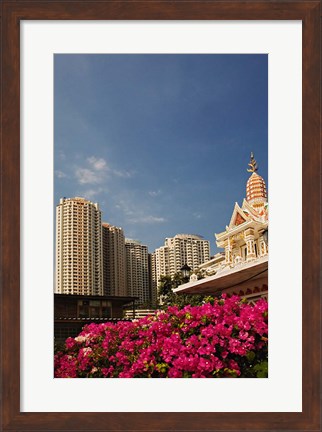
[54,54,268,254]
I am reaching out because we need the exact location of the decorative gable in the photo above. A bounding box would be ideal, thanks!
[229,203,249,229]
[235,212,247,226]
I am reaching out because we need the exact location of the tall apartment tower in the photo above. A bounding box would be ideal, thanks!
[55,197,103,295]
[102,223,127,296]
[148,253,158,307]
[125,239,149,306]
[154,234,210,285]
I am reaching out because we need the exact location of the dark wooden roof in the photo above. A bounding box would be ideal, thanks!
[54,293,138,302]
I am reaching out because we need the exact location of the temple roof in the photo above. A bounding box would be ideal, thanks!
[174,255,268,295]
[214,152,268,242]
[228,202,250,228]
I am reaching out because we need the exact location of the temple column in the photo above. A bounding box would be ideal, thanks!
[224,237,233,265]
[259,236,268,256]
[244,229,256,261]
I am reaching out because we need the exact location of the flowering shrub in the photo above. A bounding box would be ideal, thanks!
[54,295,268,378]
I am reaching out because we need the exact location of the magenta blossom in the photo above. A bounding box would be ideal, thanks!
[55,295,268,378]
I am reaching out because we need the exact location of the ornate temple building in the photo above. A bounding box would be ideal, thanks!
[174,153,268,302]
[216,153,268,266]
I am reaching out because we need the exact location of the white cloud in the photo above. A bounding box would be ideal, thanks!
[75,168,103,185]
[148,190,161,197]
[115,199,166,224]
[87,156,107,171]
[75,156,108,185]
[128,215,167,224]
[113,169,133,178]
[55,170,67,179]
[80,188,104,200]
[75,155,134,185]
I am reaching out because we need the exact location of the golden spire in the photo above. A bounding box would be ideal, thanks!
[247,152,258,173]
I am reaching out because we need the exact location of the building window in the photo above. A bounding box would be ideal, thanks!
[102,306,112,318]
[78,305,89,318]
[243,246,247,260]
[90,306,100,318]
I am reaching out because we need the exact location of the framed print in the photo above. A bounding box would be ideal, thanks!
[23,22,293,409]
[1,1,320,431]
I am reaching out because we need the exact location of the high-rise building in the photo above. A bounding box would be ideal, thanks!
[102,223,127,296]
[148,253,158,307]
[154,234,210,285]
[55,197,103,295]
[125,239,149,306]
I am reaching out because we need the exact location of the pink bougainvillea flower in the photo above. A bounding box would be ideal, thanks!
[54,295,268,378]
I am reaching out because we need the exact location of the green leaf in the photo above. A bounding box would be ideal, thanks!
[253,361,268,378]
[246,351,256,362]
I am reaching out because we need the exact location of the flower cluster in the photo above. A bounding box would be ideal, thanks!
[54,295,268,378]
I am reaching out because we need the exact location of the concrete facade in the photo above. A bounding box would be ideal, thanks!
[55,197,103,295]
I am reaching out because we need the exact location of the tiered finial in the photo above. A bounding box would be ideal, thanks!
[246,152,267,209]
[247,152,258,173]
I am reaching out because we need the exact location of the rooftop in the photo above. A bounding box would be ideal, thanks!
[174,255,268,295]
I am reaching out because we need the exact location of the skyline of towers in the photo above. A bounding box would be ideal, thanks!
[55,197,155,305]
[55,198,212,305]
